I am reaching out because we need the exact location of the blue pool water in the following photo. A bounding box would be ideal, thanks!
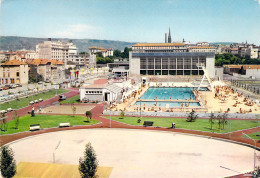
[139,87,208,100]
[135,101,200,107]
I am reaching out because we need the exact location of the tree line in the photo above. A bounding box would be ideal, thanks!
[215,53,260,66]
[96,47,131,64]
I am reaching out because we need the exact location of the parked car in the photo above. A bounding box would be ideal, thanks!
[0,110,7,114]
[59,95,66,100]
[2,86,9,90]
[34,100,39,103]
[29,101,34,105]
[16,84,22,87]
[7,108,13,112]
[39,98,43,102]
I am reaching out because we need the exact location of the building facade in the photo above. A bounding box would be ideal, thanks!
[0,59,28,85]
[36,39,77,62]
[27,59,65,83]
[89,47,113,57]
[129,43,215,78]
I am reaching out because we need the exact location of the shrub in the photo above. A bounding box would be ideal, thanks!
[119,111,125,119]
[186,110,198,122]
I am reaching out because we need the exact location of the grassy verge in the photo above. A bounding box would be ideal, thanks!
[245,132,260,140]
[105,116,260,133]
[1,89,69,110]
[60,95,80,104]
[0,115,100,135]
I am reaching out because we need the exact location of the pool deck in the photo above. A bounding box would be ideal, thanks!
[110,81,260,114]
[137,99,198,102]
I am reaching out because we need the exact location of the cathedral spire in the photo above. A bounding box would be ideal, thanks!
[168,27,172,43]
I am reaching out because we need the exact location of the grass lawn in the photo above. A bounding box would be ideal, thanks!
[105,116,260,133]
[1,89,69,110]
[0,115,100,135]
[245,132,260,140]
[60,95,80,104]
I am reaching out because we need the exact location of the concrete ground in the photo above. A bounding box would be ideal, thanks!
[39,104,95,115]
[8,129,255,178]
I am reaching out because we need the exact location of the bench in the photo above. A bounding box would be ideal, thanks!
[143,121,154,127]
[30,124,41,131]
[59,122,70,128]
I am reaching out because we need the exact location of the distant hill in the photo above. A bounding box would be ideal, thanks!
[210,42,235,46]
[0,36,137,52]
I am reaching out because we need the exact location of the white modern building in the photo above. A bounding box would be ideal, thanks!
[129,43,215,78]
[80,83,122,102]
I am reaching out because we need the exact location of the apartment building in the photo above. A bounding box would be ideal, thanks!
[89,47,113,57]
[0,59,28,85]
[36,39,77,62]
[27,59,65,83]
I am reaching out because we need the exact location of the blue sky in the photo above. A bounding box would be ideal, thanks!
[0,0,260,44]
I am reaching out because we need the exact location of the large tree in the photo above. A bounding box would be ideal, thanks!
[79,143,98,178]
[0,145,16,178]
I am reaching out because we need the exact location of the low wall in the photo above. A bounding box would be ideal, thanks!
[103,110,258,119]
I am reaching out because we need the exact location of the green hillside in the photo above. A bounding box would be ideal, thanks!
[0,36,137,52]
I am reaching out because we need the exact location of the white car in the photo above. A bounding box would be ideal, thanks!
[34,100,39,103]
[30,101,34,105]
[39,98,43,102]
[7,108,13,112]
[0,110,7,114]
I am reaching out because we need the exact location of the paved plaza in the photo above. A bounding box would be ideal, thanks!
[9,129,255,178]
[40,104,95,115]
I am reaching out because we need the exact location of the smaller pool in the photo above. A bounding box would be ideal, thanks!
[135,101,200,107]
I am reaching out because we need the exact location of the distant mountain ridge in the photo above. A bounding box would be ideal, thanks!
[0,36,137,52]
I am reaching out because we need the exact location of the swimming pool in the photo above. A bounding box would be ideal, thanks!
[139,87,208,100]
[135,101,200,107]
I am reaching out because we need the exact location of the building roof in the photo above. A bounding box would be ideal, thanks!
[93,79,108,85]
[83,84,107,89]
[230,48,238,51]
[1,59,27,66]
[224,65,260,70]
[133,43,185,47]
[26,59,64,65]
[189,46,216,49]
[105,84,122,93]
[89,47,106,50]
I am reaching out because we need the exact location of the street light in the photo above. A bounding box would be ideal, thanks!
[140,100,142,118]
[53,140,61,163]
[242,133,256,171]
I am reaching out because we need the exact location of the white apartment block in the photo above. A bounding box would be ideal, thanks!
[246,46,259,59]
[188,46,216,53]
[36,39,77,63]
[26,51,39,59]
[89,47,113,57]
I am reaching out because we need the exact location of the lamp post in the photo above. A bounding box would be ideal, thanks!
[242,133,256,171]
[110,108,112,128]
[53,140,61,163]
[140,100,142,118]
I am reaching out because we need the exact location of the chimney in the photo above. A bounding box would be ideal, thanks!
[165,33,167,43]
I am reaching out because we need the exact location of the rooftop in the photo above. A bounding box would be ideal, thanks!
[1,59,27,66]
[133,43,185,47]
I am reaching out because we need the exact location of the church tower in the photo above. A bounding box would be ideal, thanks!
[168,28,172,43]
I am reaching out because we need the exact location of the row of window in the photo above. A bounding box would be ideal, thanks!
[140,70,204,75]
[86,91,102,94]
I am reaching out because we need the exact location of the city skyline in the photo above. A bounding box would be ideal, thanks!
[0,0,260,44]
